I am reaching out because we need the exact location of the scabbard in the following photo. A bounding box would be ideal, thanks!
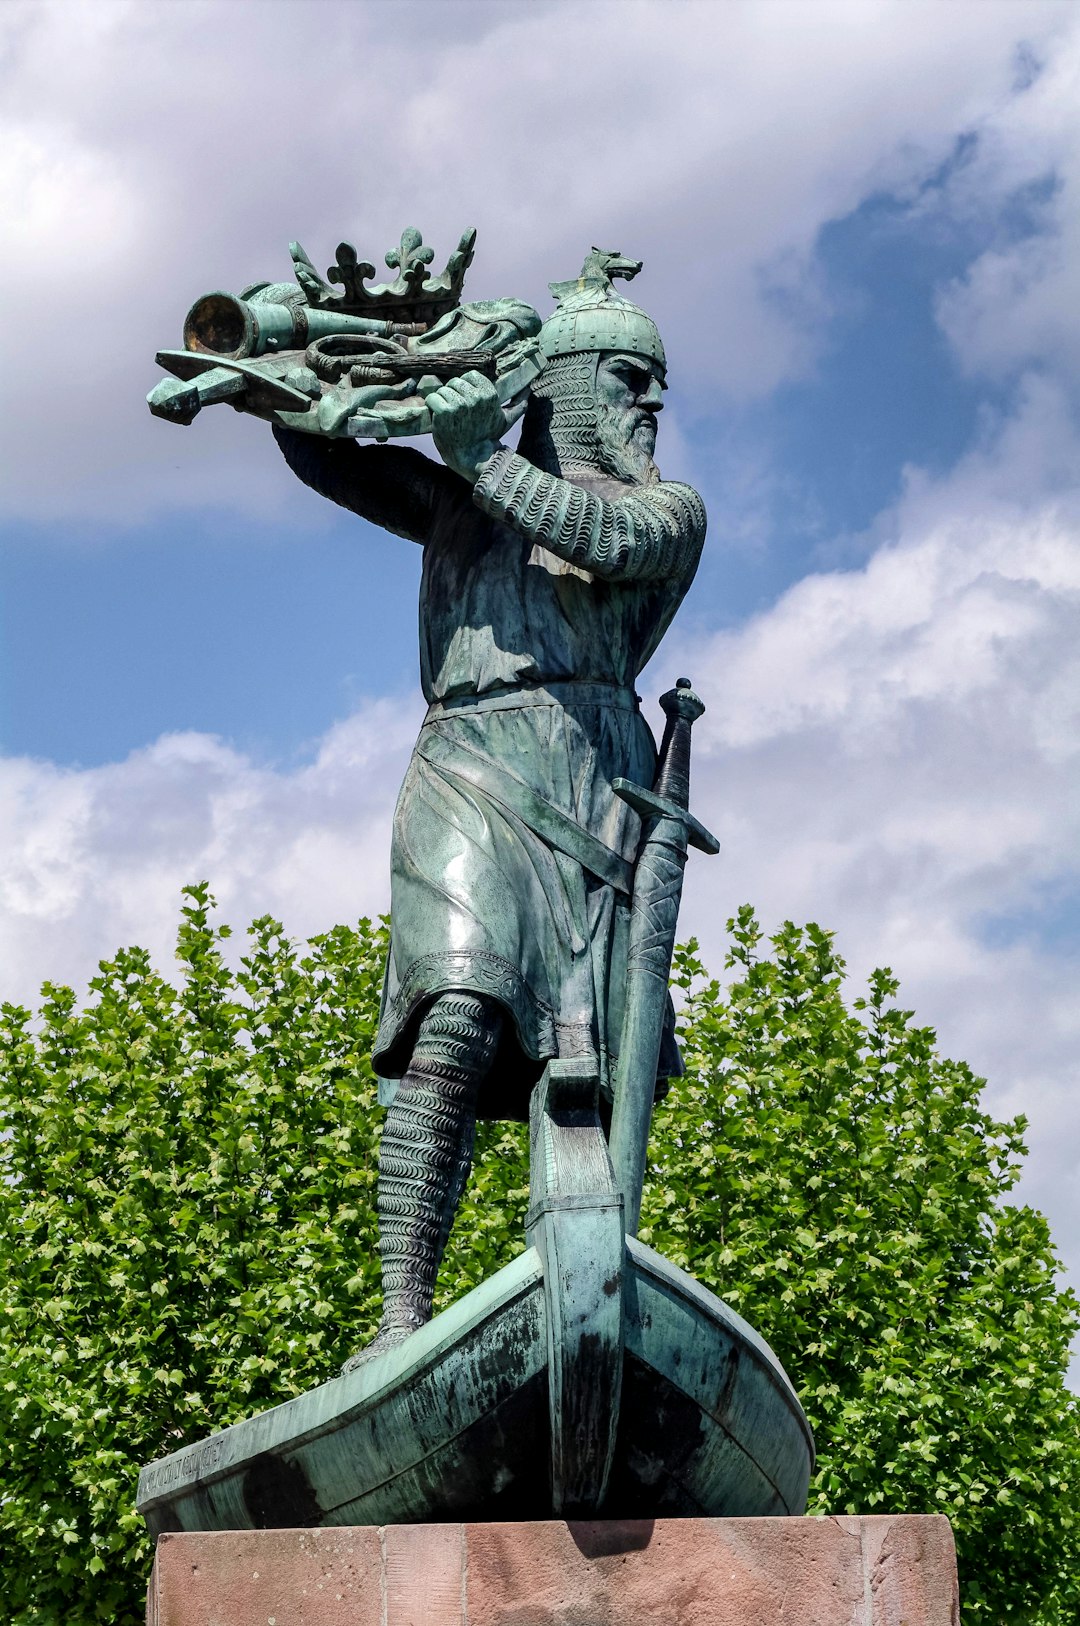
[609,811,690,1236]
[608,679,718,1237]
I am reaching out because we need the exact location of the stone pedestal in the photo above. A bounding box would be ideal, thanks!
[147,1515,960,1626]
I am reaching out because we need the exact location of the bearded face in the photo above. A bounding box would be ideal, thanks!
[517,348,666,487]
[593,352,665,487]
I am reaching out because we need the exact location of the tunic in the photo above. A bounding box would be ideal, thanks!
[274,430,707,1119]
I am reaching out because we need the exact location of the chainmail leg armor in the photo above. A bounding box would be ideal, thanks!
[344,992,501,1370]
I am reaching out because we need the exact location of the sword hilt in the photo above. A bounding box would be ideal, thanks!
[612,676,719,854]
[655,677,704,808]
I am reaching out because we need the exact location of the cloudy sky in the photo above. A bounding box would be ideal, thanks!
[3,0,1078,1367]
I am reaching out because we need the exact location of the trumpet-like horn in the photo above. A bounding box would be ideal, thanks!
[182,290,424,361]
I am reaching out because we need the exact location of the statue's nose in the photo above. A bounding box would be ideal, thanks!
[641,377,664,410]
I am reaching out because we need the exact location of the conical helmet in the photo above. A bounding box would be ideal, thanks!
[538,249,666,371]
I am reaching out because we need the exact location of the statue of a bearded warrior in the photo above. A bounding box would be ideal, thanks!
[273,255,707,1365]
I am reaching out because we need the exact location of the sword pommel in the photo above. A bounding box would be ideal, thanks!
[663,675,705,720]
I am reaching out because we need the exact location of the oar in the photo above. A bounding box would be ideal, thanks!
[609,678,719,1236]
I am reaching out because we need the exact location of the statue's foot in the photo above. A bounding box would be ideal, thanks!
[339,1319,424,1376]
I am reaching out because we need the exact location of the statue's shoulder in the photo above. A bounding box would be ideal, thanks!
[659,476,706,512]
[629,476,708,533]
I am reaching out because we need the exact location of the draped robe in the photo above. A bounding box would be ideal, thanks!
[275,430,706,1118]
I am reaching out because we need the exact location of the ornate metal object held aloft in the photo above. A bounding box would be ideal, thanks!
[148,226,542,441]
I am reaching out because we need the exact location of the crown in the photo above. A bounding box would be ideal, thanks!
[288,227,477,325]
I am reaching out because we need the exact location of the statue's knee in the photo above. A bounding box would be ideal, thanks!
[410,991,502,1086]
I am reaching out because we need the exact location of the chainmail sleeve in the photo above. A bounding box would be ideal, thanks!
[273,428,460,544]
[472,449,706,583]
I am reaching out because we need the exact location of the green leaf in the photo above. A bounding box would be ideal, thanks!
[1,896,1077,1625]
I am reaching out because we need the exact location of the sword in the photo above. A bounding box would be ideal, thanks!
[609,678,719,1236]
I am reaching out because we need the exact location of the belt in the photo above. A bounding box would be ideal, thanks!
[415,727,636,895]
[424,679,640,723]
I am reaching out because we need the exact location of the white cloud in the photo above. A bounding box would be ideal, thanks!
[3,380,1078,1324]
[650,377,1080,1319]
[0,699,420,1004]
[934,23,1080,380]
[2,0,1078,1380]
[2,0,1074,523]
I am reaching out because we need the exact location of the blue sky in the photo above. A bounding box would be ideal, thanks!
[1,153,1021,759]
[2,0,1079,1363]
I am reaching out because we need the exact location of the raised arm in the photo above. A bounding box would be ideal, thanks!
[426,370,705,583]
[472,448,705,583]
[273,427,460,545]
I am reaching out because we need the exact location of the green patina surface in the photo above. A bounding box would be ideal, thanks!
[137,1058,813,1533]
[141,226,812,1526]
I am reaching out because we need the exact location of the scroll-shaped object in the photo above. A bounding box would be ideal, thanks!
[609,679,719,1237]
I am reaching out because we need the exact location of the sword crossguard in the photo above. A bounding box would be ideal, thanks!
[612,779,719,855]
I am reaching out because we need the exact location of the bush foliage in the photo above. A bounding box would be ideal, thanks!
[1,887,1076,1623]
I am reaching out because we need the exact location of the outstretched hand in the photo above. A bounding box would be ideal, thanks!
[428,371,508,483]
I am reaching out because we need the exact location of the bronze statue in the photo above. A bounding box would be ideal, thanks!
[270,251,706,1364]
[139,233,812,1529]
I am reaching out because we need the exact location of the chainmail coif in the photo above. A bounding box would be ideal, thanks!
[517,353,603,478]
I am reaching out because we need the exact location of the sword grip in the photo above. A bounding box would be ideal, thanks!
[655,678,705,809]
